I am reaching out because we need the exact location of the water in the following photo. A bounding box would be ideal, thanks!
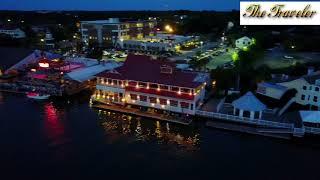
[0,92,320,179]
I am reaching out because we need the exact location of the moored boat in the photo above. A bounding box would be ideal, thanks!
[26,92,50,100]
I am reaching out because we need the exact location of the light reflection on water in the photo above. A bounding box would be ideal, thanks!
[97,109,200,153]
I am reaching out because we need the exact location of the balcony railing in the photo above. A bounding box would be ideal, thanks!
[195,110,294,129]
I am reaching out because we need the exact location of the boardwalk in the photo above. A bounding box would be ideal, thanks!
[93,103,192,125]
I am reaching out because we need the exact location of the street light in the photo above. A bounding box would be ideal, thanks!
[165,25,173,33]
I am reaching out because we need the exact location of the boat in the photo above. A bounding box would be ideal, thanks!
[26,92,50,100]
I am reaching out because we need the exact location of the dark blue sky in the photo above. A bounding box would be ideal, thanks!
[0,0,239,11]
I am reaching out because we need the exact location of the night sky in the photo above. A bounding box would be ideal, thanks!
[0,0,240,11]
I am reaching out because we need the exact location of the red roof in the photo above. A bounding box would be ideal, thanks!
[98,54,202,88]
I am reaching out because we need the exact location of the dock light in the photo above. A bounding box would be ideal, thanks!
[136,84,139,89]
[167,100,170,105]
[151,103,155,107]
[132,100,136,103]
[121,98,126,102]
[30,69,36,72]
[177,91,181,95]
[40,38,45,42]
[147,86,150,89]
[189,92,192,96]
[291,45,295,49]
[137,95,140,99]
[157,87,160,91]
[161,105,165,109]
[7,19,11,22]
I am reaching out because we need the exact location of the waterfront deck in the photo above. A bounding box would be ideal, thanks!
[206,121,292,140]
[92,103,192,125]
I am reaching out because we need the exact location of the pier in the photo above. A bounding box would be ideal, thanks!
[92,103,193,125]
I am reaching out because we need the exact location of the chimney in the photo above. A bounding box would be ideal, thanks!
[307,67,315,76]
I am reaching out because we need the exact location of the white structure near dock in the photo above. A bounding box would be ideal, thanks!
[232,92,267,119]
[235,36,253,49]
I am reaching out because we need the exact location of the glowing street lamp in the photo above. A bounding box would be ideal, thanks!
[232,52,239,62]
[165,25,173,33]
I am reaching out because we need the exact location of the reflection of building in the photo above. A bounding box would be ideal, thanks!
[257,68,320,109]
[235,36,252,49]
[94,54,209,115]
[80,18,157,47]
[0,25,26,39]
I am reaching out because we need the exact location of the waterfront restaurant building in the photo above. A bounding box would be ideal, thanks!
[94,54,209,115]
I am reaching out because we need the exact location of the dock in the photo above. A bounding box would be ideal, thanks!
[206,121,292,140]
[92,104,192,125]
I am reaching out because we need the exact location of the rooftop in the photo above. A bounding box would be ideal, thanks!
[300,111,320,124]
[232,91,267,111]
[97,54,206,88]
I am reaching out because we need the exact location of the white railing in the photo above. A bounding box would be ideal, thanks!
[305,127,320,134]
[196,110,294,129]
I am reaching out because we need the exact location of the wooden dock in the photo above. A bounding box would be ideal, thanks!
[92,104,192,125]
[206,121,292,140]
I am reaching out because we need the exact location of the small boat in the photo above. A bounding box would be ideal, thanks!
[26,92,50,100]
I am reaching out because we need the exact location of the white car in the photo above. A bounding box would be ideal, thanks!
[284,55,294,59]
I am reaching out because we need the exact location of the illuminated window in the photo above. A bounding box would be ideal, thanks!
[171,87,179,92]
[170,100,178,107]
[130,94,138,100]
[160,85,169,90]
[112,80,118,86]
[159,99,167,105]
[180,102,190,109]
[181,88,191,94]
[149,83,158,89]
[149,97,157,104]
[138,82,147,88]
[140,95,147,102]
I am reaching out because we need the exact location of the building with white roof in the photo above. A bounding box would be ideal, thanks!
[232,91,267,119]
[235,36,253,49]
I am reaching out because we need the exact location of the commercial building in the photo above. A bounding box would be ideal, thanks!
[80,18,157,47]
[116,32,198,53]
[0,25,26,39]
[257,68,320,109]
[93,54,209,115]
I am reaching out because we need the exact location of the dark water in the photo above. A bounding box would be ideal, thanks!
[0,92,320,179]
